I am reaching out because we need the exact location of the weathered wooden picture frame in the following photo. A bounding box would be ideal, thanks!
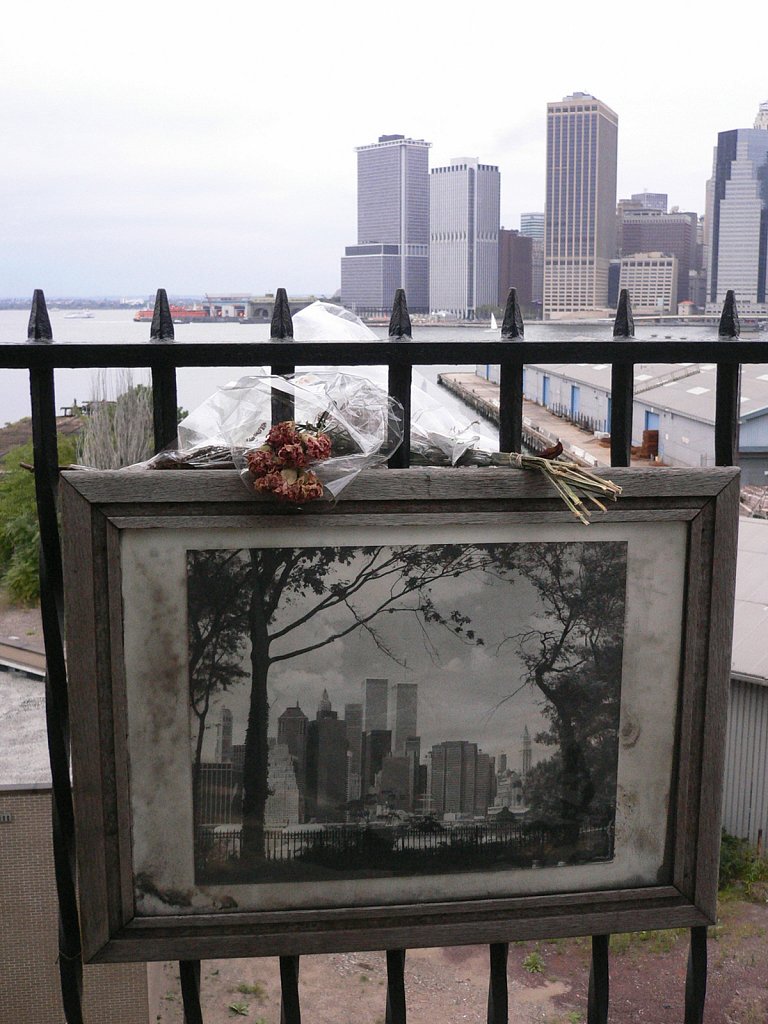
[61,466,738,963]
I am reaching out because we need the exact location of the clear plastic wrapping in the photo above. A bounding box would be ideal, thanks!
[142,371,404,501]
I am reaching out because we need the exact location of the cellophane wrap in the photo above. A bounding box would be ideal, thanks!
[162,371,404,499]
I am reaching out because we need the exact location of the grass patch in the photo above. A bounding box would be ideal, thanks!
[522,950,545,973]
[609,928,686,955]
[235,982,266,998]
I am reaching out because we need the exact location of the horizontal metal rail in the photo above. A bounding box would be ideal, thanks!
[2,337,768,367]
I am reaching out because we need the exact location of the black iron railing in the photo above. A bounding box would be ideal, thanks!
[1,284,764,1024]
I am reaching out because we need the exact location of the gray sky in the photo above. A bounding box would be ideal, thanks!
[2,1,766,298]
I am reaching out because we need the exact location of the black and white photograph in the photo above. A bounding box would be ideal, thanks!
[188,540,628,886]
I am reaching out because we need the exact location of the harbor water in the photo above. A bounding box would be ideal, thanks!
[0,309,721,430]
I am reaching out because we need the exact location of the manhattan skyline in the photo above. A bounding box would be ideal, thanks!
[2,1,766,297]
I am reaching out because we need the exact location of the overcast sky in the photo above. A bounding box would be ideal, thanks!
[2,1,766,298]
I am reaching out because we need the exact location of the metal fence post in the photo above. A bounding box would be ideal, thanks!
[499,288,524,454]
[28,290,85,1024]
[610,289,635,467]
[715,290,741,466]
[387,289,412,469]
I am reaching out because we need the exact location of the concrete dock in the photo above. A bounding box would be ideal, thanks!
[438,372,639,468]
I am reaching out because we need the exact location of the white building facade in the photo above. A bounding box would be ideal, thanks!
[429,158,500,318]
[544,93,618,319]
[618,252,679,313]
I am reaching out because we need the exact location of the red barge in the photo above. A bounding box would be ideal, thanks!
[133,305,210,324]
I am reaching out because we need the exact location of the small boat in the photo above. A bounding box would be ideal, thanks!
[64,309,94,319]
[485,313,499,332]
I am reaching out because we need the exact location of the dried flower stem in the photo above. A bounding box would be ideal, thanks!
[490,452,622,525]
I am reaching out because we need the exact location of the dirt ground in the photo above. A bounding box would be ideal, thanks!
[150,894,768,1024]
[0,596,44,652]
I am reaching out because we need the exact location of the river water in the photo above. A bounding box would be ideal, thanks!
[0,308,720,430]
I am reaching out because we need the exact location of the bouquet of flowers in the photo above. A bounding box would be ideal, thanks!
[142,372,403,503]
[245,418,332,502]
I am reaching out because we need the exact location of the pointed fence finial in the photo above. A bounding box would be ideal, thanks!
[270,288,294,339]
[501,288,525,339]
[150,288,175,341]
[718,289,740,338]
[388,289,412,339]
[27,289,53,341]
[613,289,635,338]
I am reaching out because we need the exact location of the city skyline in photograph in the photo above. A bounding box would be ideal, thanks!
[187,540,627,884]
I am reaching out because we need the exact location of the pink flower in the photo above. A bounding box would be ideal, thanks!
[276,443,308,467]
[267,421,301,447]
[253,470,285,493]
[246,447,278,476]
[303,433,332,460]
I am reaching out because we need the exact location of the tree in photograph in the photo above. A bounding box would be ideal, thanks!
[240,544,487,857]
[188,550,251,819]
[491,542,626,836]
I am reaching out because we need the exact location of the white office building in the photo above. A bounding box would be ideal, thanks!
[619,252,679,314]
[429,158,500,318]
[544,93,618,318]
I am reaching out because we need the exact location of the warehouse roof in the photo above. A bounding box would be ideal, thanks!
[525,361,768,427]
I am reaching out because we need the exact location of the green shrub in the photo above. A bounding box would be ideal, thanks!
[0,436,77,604]
[719,830,768,890]
[522,950,545,973]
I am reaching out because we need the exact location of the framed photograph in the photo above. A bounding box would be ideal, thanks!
[61,466,738,963]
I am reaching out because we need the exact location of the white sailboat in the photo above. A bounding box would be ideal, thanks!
[486,312,499,332]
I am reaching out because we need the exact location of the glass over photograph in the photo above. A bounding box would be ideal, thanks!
[187,541,628,885]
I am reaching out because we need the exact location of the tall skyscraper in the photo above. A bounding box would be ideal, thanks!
[361,729,392,792]
[404,736,422,808]
[214,706,233,763]
[498,229,533,309]
[264,742,301,826]
[377,755,414,811]
[362,677,388,732]
[520,213,545,310]
[705,103,768,313]
[305,691,348,821]
[521,726,532,778]
[544,92,618,318]
[429,740,485,816]
[344,702,363,778]
[393,682,418,754]
[340,134,431,316]
[277,704,308,772]
[278,703,309,817]
[429,158,500,318]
